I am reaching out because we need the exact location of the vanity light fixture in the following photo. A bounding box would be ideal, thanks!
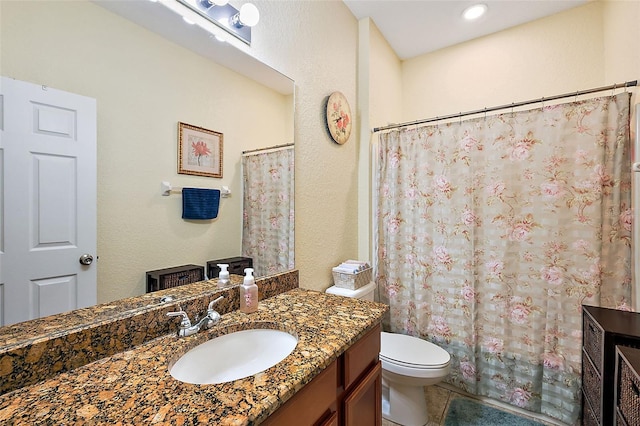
[462,3,487,21]
[176,0,260,45]
[203,0,229,6]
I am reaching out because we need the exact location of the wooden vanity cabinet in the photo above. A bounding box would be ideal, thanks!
[262,323,382,426]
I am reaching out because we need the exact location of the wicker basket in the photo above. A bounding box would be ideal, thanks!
[619,357,640,426]
[332,267,372,290]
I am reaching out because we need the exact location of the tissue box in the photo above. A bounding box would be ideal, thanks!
[332,267,372,290]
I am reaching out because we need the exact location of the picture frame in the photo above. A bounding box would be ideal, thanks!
[178,122,223,178]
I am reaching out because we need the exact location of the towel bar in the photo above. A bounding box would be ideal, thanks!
[161,181,231,197]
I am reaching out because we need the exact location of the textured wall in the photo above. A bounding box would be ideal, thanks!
[357,19,403,263]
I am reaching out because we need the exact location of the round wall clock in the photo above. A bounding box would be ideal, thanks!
[326,91,352,145]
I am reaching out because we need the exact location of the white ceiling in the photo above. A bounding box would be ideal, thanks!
[343,0,589,60]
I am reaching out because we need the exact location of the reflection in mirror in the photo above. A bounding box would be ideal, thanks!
[0,0,294,327]
[242,145,295,277]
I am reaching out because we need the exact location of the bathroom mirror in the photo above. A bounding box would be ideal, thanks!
[0,0,294,326]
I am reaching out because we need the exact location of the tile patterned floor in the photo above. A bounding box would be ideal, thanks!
[381,384,563,426]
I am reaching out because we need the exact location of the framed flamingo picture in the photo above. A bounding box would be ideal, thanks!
[178,122,223,178]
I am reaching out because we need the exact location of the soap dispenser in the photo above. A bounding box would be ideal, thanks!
[240,268,258,313]
[217,264,231,288]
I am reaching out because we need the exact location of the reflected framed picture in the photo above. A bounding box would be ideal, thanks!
[178,122,223,178]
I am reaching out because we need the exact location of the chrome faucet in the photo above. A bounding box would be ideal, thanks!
[166,296,224,337]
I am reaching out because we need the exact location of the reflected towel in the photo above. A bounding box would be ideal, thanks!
[182,188,220,220]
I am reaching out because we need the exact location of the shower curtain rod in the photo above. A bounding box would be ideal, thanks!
[242,143,293,155]
[372,79,638,133]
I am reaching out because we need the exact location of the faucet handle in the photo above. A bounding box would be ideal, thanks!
[166,310,192,328]
[208,295,224,312]
[206,296,224,326]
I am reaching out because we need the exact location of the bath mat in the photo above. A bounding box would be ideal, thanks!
[444,397,545,426]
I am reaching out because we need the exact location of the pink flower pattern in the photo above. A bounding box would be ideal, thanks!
[242,148,294,277]
[376,95,632,423]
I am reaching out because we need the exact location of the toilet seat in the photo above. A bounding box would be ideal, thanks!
[380,331,450,370]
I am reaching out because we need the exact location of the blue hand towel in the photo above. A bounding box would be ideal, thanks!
[182,188,220,220]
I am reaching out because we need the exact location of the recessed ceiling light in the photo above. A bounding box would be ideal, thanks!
[462,4,487,21]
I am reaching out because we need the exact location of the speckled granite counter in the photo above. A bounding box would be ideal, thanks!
[0,288,388,425]
[0,271,298,395]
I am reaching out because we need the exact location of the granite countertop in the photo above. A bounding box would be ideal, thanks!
[0,288,387,425]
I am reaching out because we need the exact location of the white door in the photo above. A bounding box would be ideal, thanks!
[0,77,97,326]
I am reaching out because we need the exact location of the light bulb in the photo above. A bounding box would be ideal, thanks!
[238,3,259,27]
[462,4,487,21]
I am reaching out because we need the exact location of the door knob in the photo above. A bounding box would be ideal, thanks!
[79,254,94,265]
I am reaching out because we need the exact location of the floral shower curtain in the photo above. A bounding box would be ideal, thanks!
[242,147,294,277]
[375,93,632,424]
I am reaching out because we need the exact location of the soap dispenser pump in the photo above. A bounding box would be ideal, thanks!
[240,268,258,313]
[217,264,230,288]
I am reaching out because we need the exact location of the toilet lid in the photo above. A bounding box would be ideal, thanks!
[380,332,450,369]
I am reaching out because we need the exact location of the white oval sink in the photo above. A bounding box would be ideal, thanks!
[169,328,298,384]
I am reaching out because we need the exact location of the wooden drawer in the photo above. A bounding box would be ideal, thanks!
[616,346,640,426]
[343,324,381,391]
[584,312,604,373]
[583,350,602,424]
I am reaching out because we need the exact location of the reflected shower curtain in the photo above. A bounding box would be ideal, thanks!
[242,147,294,277]
[375,94,632,424]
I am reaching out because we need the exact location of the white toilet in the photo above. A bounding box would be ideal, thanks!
[326,282,451,426]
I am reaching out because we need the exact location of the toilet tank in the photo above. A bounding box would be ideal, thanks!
[326,281,376,301]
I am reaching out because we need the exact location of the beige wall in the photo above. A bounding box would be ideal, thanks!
[1,1,292,302]
[401,2,606,122]
[398,1,638,124]
[602,0,640,86]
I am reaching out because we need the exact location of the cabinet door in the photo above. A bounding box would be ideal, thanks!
[343,361,382,426]
[262,360,337,426]
[319,411,338,426]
